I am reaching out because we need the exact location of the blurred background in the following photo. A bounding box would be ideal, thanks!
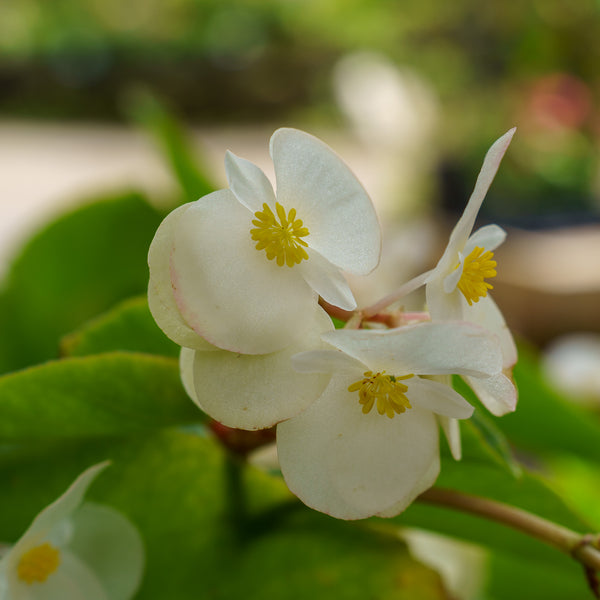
[2,2,600,596]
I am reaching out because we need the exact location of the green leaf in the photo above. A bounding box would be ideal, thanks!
[0,193,164,374]
[61,296,179,358]
[0,431,447,600]
[127,90,215,203]
[0,353,202,441]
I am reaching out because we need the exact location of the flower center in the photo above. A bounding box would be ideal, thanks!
[456,246,497,306]
[17,543,61,584]
[250,202,310,267]
[348,371,414,419]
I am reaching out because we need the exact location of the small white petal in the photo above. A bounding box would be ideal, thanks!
[68,504,144,600]
[224,151,276,212]
[277,374,439,520]
[297,249,357,310]
[407,378,474,419]
[189,306,334,429]
[321,322,502,378]
[425,275,463,322]
[464,224,507,255]
[170,189,316,354]
[291,349,366,374]
[148,204,214,350]
[270,128,381,275]
[437,415,462,460]
[443,255,464,294]
[464,372,517,416]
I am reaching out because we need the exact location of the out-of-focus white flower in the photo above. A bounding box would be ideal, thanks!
[277,322,503,520]
[425,129,518,416]
[179,304,334,430]
[148,127,381,355]
[0,462,144,600]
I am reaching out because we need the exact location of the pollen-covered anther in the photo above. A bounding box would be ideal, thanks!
[17,543,61,584]
[348,371,414,419]
[457,246,497,306]
[250,202,310,267]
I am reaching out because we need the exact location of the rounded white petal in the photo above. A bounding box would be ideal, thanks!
[291,349,366,374]
[297,249,356,310]
[425,275,463,322]
[170,189,316,354]
[277,373,439,520]
[179,348,198,403]
[321,322,502,378]
[464,373,517,416]
[189,306,334,429]
[464,295,517,369]
[437,415,462,460]
[464,224,507,255]
[270,128,381,275]
[68,503,144,600]
[224,151,276,212]
[148,203,215,350]
[406,378,474,419]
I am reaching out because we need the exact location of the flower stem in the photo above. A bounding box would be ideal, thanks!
[418,487,600,594]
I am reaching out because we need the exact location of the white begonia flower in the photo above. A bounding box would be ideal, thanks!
[425,129,518,416]
[179,304,334,430]
[277,322,503,520]
[148,128,381,355]
[0,463,144,600]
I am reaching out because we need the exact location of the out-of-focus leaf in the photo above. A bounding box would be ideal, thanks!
[0,353,201,441]
[0,430,448,600]
[61,296,178,358]
[128,90,215,202]
[0,193,163,374]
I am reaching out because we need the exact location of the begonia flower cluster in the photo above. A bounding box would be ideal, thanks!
[148,127,518,520]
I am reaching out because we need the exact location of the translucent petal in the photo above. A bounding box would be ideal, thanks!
[443,256,464,294]
[464,372,517,416]
[277,373,439,520]
[297,249,357,310]
[321,322,502,378]
[425,275,463,322]
[464,224,507,255]
[170,189,317,354]
[224,151,276,212]
[406,378,474,419]
[291,349,366,374]
[189,306,334,429]
[437,415,462,460]
[148,203,215,351]
[270,128,381,275]
[68,504,144,600]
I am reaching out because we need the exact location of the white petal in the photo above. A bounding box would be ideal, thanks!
[464,224,507,255]
[148,204,214,350]
[297,249,356,310]
[425,275,463,322]
[437,416,462,460]
[443,256,464,294]
[321,321,502,378]
[170,189,317,354]
[464,372,517,416]
[270,128,381,275]
[375,457,440,518]
[179,348,198,403]
[224,151,276,212]
[406,378,474,419]
[189,306,334,429]
[291,349,366,374]
[464,295,517,369]
[67,503,144,600]
[432,129,515,279]
[277,373,440,520]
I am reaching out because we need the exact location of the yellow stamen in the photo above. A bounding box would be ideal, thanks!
[17,543,61,584]
[348,371,414,419]
[250,202,310,267]
[456,246,497,306]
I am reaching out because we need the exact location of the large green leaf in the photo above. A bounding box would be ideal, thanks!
[0,430,447,600]
[0,352,202,441]
[61,296,179,358]
[0,193,164,373]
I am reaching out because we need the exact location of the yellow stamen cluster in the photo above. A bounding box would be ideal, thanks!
[17,543,61,584]
[457,246,497,306]
[348,371,414,419]
[250,202,310,267]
